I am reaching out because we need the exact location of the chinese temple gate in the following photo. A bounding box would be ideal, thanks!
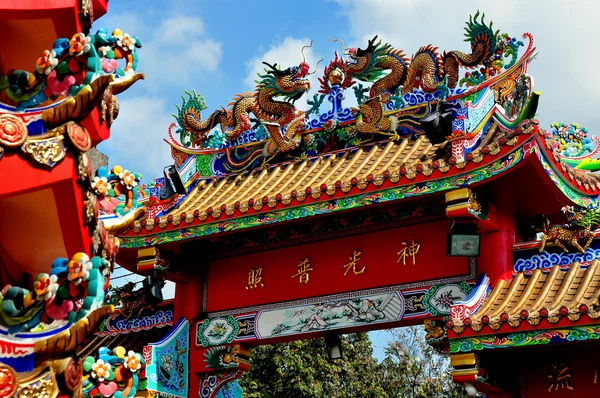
[112,10,600,398]
[3,4,600,398]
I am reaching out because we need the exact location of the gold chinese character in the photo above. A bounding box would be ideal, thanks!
[343,250,366,276]
[292,257,314,284]
[397,240,421,266]
[547,363,574,392]
[245,268,264,290]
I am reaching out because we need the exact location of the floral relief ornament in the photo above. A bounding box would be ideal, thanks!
[67,122,92,152]
[0,114,28,147]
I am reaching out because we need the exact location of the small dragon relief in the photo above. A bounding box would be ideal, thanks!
[539,205,600,254]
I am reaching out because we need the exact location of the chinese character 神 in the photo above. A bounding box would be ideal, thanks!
[397,240,421,266]
[245,268,265,290]
[547,363,574,392]
[292,257,314,284]
[343,250,366,276]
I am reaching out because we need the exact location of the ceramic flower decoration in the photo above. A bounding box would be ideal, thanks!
[117,33,137,52]
[119,170,138,189]
[91,359,112,382]
[92,176,110,195]
[33,273,59,301]
[36,50,58,75]
[69,33,91,56]
[67,255,93,285]
[125,351,142,372]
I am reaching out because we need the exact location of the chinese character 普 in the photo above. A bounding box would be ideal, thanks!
[292,257,314,284]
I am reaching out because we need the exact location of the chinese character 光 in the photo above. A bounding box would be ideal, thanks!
[343,250,366,276]
[292,257,314,284]
[246,268,264,290]
[547,363,574,392]
[397,240,421,266]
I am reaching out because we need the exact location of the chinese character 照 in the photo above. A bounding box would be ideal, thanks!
[547,363,574,392]
[292,257,314,284]
[343,250,366,276]
[246,268,265,290]
[397,240,421,266]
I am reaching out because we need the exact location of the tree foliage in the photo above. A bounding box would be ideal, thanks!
[378,327,467,398]
[239,327,467,398]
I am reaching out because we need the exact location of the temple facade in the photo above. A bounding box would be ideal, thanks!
[2,4,600,397]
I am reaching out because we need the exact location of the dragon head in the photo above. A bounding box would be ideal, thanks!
[339,35,388,83]
[257,61,311,103]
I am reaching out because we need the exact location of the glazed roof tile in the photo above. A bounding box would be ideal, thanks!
[450,261,600,334]
[131,121,534,235]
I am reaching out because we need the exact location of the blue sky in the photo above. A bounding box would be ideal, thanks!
[98,0,600,181]
[97,0,600,360]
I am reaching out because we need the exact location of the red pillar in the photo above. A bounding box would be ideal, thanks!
[478,187,516,283]
[173,270,204,397]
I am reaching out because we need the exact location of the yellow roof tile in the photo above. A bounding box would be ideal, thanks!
[452,261,600,333]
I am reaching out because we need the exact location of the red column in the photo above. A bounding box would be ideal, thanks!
[478,187,516,283]
[173,270,204,397]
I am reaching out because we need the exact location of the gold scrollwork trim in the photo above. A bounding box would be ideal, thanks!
[21,136,67,167]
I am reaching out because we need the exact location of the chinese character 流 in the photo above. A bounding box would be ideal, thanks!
[547,363,574,392]
[246,268,265,290]
[292,257,314,284]
[343,250,366,276]
[397,240,421,266]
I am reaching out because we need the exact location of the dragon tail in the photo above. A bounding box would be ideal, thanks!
[442,10,498,88]
[183,108,227,147]
[224,146,263,172]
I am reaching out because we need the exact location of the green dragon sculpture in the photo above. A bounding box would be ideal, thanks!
[334,11,514,136]
[173,57,316,165]
[343,11,501,97]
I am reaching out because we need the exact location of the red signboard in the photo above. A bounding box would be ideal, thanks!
[205,219,471,312]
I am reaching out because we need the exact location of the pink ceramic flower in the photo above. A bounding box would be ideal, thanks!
[47,70,76,97]
[100,196,119,214]
[45,298,75,320]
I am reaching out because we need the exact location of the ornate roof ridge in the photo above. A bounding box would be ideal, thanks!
[449,261,600,334]
[120,119,537,244]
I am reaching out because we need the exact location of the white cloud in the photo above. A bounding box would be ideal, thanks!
[95,12,223,178]
[244,37,324,111]
[99,12,223,93]
[156,15,204,44]
[97,97,175,180]
[186,39,223,72]
[335,0,600,133]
